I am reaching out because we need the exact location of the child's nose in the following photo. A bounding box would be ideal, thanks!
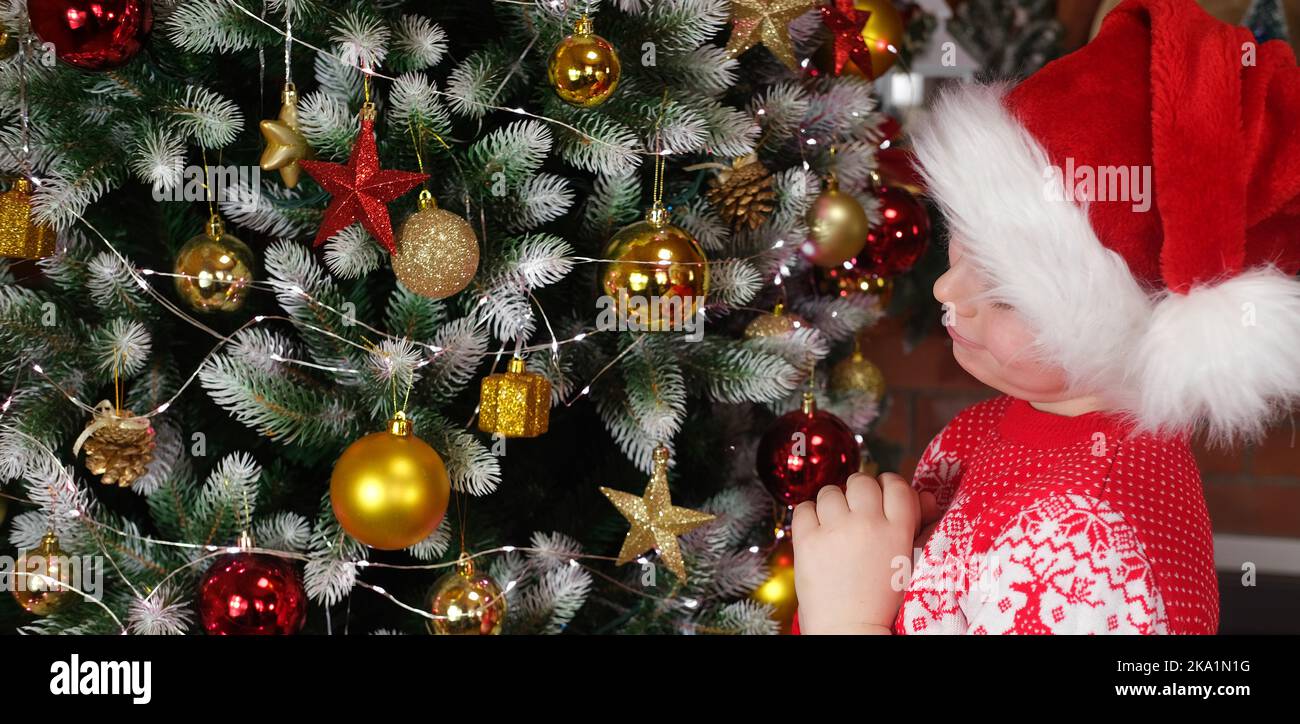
[932,268,976,317]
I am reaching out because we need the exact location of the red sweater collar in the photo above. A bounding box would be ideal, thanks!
[996,397,1135,447]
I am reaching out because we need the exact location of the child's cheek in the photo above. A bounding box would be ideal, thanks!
[983,312,1070,394]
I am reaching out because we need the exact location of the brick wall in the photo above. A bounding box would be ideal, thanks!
[864,316,1300,538]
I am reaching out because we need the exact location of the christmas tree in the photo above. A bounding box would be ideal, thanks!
[0,0,935,635]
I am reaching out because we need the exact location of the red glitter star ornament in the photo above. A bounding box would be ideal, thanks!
[819,0,872,75]
[298,104,428,253]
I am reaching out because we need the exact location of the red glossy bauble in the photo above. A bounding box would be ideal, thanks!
[198,553,306,635]
[860,185,930,277]
[756,394,861,506]
[30,0,153,71]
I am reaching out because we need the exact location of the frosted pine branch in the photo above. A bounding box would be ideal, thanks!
[554,114,640,177]
[127,123,184,194]
[418,415,502,496]
[192,452,262,539]
[254,512,313,553]
[172,86,244,148]
[423,317,488,402]
[313,52,364,104]
[132,421,182,497]
[468,120,552,184]
[390,15,449,71]
[446,53,504,120]
[405,517,452,560]
[127,584,194,635]
[92,318,152,377]
[323,225,384,280]
[708,259,763,307]
[299,90,358,160]
[165,1,257,53]
[510,174,575,231]
[674,198,730,252]
[332,8,390,71]
[387,73,453,139]
[305,494,366,605]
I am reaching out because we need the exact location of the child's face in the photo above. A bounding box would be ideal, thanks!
[932,239,1073,401]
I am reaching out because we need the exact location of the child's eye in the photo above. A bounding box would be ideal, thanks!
[991,301,1015,311]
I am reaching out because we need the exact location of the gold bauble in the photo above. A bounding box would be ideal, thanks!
[174,215,256,313]
[547,15,621,107]
[0,178,57,260]
[12,532,79,616]
[744,302,806,338]
[330,413,451,551]
[393,191,479,300]
[830,349,886,401]
[600,205,709,332]
[427,557,507,635]
[478,356,550,438]
[751,537,797,634]
[805,178,869,268]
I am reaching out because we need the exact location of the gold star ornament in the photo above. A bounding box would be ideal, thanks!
[724,0,816,70]
[600,445,715,581]
[260,82,313,188]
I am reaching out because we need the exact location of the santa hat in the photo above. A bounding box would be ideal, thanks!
[911,0,1300,446]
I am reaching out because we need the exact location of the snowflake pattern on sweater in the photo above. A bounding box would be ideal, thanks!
[894,396,1218,635]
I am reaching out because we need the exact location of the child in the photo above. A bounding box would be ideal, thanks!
[792,0,1300,634]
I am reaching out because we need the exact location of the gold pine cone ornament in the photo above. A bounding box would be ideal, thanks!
[74,401,156,488]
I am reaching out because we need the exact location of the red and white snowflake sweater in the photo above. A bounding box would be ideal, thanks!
[797,395,1220,634]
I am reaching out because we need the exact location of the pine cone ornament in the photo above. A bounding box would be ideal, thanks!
[707,154,775,232]
[75,402,155,488]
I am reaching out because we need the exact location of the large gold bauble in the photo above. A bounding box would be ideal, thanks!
[805,179,869,268]
[547,15,621,107]
[11,532,79,616]
[174,215,255,313]
[330,413,451,551]
[751,537,797,634]
[392,191,479,300]
[600,206,709,332]
[830,349,886,401]
[427,557,507,635]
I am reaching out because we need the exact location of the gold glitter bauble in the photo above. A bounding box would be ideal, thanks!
[330,413,450,551]
[392,191,479,300]
[600,205,709,332]
[547,15,620,108]
[78,402,156,487]
[744,302,806,338]
[0,178,57,260]
[12,532,79,616]
[599,445,715,581]
[174,215,256,313]
[751,537,796,634]
[805,178,869,268]
[259,83,313,188]
[830,349,886,401]
[478,356,550,438]
[428,557,507,635]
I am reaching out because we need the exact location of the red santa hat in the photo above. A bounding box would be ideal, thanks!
[912,0,1300,445]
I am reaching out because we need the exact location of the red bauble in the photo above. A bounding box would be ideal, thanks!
[30,0,153,71]
[198,553,306,635]
[756,394,861,505]
[859,184,930,277]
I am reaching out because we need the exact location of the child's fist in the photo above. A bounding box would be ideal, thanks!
[791,472,920,635]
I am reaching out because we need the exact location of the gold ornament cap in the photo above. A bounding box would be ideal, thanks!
[801,390,818,415]
[574,14,594,35]
[388,411,413,437]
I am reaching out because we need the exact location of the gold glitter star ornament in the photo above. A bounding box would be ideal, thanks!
[600,445,715,581]
[725,0,816,70]
[259,83,313,188]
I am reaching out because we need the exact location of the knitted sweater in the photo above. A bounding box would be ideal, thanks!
[797,395,1220,634]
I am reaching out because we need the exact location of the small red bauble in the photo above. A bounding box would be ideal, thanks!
[860,184,930,277]
[756,393,861,506]
[198,553,306,635]
[30,0,153,71]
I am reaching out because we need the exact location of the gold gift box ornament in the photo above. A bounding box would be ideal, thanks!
[0,178,57,260]
[478,356,551,438]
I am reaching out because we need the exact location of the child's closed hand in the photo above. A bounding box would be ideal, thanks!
[791,473,920,635]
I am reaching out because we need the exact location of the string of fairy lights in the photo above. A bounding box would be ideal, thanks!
[0,0,903,632]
